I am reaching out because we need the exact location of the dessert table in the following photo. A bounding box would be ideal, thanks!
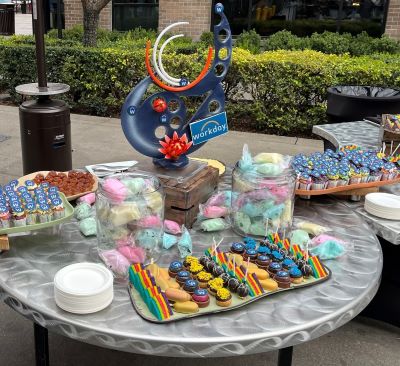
[0,196,382,366]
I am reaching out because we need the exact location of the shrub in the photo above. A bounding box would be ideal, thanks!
[200,31,214,46]
[247,19,382,37]
[309,31,352,55]
[262,30,400,56]
[1,39,400,135]
[235,29,261,54]
[264,30,307,51]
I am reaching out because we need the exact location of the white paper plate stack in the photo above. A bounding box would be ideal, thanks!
[364,193,400,220]
[54,263,113,314]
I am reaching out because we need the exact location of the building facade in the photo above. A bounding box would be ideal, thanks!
[61,0,400,40]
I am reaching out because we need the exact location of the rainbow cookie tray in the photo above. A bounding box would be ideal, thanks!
[128,234,331,323]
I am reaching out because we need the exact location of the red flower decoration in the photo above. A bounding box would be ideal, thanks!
[159,132,193,160]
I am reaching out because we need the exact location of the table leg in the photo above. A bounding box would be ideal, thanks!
[278,346,293,366]
[34,323,49,366]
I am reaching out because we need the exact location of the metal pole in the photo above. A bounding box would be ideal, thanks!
[56,0,62,39]
[278,346,293,366]
[382,0,390,35]
[247,0,253,30]
[34,323,49,366]
[32,0,47,88]
[336,0,343,33]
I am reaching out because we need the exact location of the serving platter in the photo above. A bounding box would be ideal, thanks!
[17,171,98,201]
[295,176,400,196]
[0,193,74,236]
[128,264,331,323]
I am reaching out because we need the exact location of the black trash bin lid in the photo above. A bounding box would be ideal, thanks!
[330,86,400,98]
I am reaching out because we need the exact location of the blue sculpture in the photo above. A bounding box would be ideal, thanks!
[121,3,232,169]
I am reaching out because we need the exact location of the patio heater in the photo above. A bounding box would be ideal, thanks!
[16,0,71,175]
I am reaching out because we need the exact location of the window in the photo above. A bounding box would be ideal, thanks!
[213,0,389,37]
[113,0,159,31]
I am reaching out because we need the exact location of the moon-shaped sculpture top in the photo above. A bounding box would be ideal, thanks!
[121,3,232,169]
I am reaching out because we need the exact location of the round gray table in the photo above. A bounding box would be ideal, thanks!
[0,197,382,365]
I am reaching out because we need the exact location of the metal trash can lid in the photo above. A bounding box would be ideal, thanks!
[15,83,70,96]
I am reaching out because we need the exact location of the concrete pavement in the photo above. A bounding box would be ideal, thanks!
[15,13,33,36]
[0,105,322,185]
[0,105,399,365]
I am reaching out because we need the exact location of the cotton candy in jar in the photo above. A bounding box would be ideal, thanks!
[231,145,295,238]
[95,172,164,279]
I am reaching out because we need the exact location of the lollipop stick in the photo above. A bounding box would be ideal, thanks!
[391,143,400,157]
[305,240,309,261]
[244,257,250,282]
[264,218,269,238]
[391,141,394,155]
[214,238,223,253]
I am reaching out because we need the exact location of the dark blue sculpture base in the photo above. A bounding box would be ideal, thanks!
[153,155,189,169]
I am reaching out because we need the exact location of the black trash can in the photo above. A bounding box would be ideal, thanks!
[19,98,72,175]
[327,86,400,123]
[0,3,15,36]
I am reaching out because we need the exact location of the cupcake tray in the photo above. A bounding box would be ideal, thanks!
[17,171,98,201]
[128,258,331,324]
[295,176,400,196]
[0,193,74,236]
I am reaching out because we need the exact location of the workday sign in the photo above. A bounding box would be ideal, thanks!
[189,112,229,146]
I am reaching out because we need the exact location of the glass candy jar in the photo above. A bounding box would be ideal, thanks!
[96,172,164,278]
[231,165,296,238]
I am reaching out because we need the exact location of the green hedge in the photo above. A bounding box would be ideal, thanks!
[263,30,400,56]
[1,39,400,135]
[230,19,382,37]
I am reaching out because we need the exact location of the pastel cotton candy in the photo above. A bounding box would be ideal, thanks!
[269,186,290,203]
[233,212,251,233]
[256,163,282,176]
[178,226,192,258]
[164,219,181,235]
[239,144,253,172]
[207,192,226,206]
[118,245,146,263]
[311,234,346,247]
[253,152,284,164]
[163,233,178,249]
[138,215,162,228]
[200,218,229,232]
[115,235,134,248]
[77,193,96,205]
[135,229,161,249]
[310,240,345,260]
[121,177,146,195]
[74,202,92,221]
[263,204,285,220]
[290,229,310,247]
[109,203,141,226]
[200,204,228,219]
[296,221,331,235]
[145,191,163,213]
[281,200,293,224]
[102,178,128,204]
[99,249,130,277]
[249,220,266,236]
[79,217,97,236]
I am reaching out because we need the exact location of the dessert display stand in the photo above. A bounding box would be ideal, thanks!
[133,160,219,227]
[313,120,400,327]
[0,195,382,366]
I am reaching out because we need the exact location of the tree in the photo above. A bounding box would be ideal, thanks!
[81,0,110,47]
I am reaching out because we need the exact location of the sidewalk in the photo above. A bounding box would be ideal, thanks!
[0,105,322,185]
[15,13,32,36]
